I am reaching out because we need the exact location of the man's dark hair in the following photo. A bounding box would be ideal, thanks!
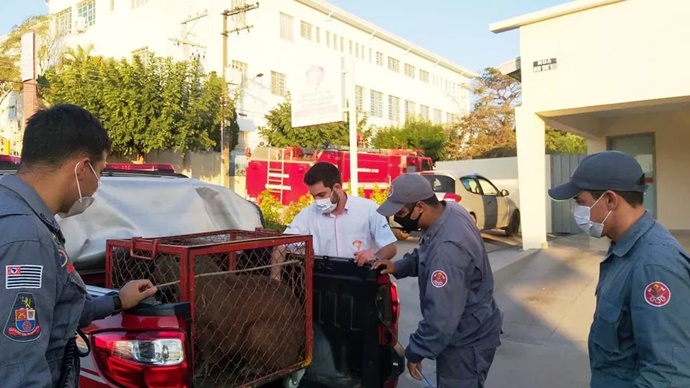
[304,162,342,188]
[590,190,644,207]
[19,104,111,170]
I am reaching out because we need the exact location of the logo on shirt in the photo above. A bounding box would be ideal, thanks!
[644,281,671,307]
[430,270,448,288]
[3,293,41,342]
[352,240,362,252]
[59,250,75,274]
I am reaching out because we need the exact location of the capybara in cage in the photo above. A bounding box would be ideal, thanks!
[151,251,306,382]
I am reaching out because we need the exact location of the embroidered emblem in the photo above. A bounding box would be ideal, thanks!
[430,270,448,288]
[645,281,671,307]
[352,240,362,252]
[4,293,41,342]
[5,265,43,289]
[387,185,394,198]
[58,250,75,274]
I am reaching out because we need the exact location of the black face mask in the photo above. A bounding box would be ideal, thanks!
[394,205,422,233]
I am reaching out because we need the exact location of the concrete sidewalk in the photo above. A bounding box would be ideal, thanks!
[396,235,608,388]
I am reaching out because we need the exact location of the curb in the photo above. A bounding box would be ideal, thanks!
[491,248,541,290]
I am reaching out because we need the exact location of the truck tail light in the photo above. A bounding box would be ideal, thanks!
[92,331,189,388]
[443,192,462,202]
[389,282,400,326]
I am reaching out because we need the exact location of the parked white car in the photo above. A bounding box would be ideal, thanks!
[419,170,521,236]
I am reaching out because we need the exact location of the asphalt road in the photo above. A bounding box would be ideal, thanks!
[393,231,522,388]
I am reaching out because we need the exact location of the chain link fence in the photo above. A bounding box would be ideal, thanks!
[106,229,313,387]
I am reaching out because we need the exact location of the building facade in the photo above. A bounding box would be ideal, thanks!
[490,0,690,249]
[44,0,475,151]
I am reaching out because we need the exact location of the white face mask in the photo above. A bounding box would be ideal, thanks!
[59,162,100,218]
[573,195,612,239]
[315,190,338,214]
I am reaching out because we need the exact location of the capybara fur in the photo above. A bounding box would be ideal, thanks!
[152,252,305,380]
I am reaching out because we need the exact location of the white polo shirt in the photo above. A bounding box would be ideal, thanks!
[284,195,397,258]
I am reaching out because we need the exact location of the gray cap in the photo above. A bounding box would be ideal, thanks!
[548,151,647,201]
[377,173,435,216]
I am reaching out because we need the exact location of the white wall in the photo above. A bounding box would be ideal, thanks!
[519,0,690,117]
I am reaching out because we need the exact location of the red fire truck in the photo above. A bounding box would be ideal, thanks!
[245,146,434,206]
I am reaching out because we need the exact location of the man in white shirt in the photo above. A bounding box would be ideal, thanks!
[270,162,397,280]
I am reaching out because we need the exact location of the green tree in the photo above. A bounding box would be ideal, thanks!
[446,67,587,159]
[258,93,371,148]
[371,117,447,161]
[40,49,232,158]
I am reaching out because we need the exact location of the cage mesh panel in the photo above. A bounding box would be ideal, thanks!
[107,230,310,387]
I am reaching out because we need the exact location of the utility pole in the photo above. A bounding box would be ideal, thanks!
[170,10,209,61]
[220,2,259,188]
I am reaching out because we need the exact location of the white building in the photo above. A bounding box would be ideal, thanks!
[44,0,475,150]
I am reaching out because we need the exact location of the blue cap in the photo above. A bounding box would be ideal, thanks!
[548,151,647,201]
[377,173,435,217]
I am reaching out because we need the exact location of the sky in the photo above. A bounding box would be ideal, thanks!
[0,0,569,72]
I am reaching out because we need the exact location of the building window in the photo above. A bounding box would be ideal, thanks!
[404,64,415,78]
[315,26,320,43]
[131,0,147,8]
[368,49,372,63]
[349,40,353,55]
[340,37,344,52]
[110,0,114,10]
[55,8,71,37]
[231,60,248,85]
[387,57,400,73]
[405,100,416,118]
[131,47,150,64]
[232,0,247,24]
[271,71,286,96]
[355,43,360,58]
[433,109,442,124]
[419,70,429,83]
[420,105,429,120]
[446,113,458,123]
[300,21,312,40]
[280,13,294,41]
[370,90,383,118]
[388,95,400,122]
[77,0,96,27]
[376,52,383,66]
[355,85,364,112]
[325,31,331,47]
[332,33,338,49]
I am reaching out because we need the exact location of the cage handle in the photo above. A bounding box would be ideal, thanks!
[129,237,160,260]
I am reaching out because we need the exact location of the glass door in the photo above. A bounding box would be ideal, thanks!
[607,133,656,218]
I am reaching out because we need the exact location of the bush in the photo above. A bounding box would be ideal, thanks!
[370,183,388,206]
[344,181,366,197]
[257,189,283,227]
[284,193,313,225]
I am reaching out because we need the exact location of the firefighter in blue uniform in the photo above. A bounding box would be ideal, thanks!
[374,173,502,388]
[548,150,690,387]
[0,104,157,387]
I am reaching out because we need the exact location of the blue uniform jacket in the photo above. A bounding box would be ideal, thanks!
[0,175,115,387]
[394,202,502,363]
[590,211,690,387]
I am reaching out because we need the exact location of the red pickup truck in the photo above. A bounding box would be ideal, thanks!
[36,167,404,387]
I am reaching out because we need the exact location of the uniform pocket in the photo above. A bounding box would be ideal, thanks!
[0,361,26,388]
[592,297,623,352]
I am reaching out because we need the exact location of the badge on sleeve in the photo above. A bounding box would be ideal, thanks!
[4,293,41,342]
[645,281,671,307]
[431,270,448,288]
[5,265,43,289]
[59,250,75,274]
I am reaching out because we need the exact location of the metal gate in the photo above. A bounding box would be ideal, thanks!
[550,153,587,234]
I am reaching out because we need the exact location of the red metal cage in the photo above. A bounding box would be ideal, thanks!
[105,229,314,387]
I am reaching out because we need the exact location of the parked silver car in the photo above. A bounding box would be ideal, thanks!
[418,170,521,236]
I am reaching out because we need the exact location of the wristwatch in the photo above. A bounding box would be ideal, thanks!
[112,294,123,313]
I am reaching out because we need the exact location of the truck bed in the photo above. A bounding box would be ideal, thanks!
[304,255,404,388]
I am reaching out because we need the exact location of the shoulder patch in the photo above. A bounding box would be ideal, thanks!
[5,265,43,289]
[645,281,671,307]
[431,270,448,288]
[4,293,41,342]
[58,250,75,274]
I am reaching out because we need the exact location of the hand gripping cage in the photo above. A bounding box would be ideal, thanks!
[105,229,314,387]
